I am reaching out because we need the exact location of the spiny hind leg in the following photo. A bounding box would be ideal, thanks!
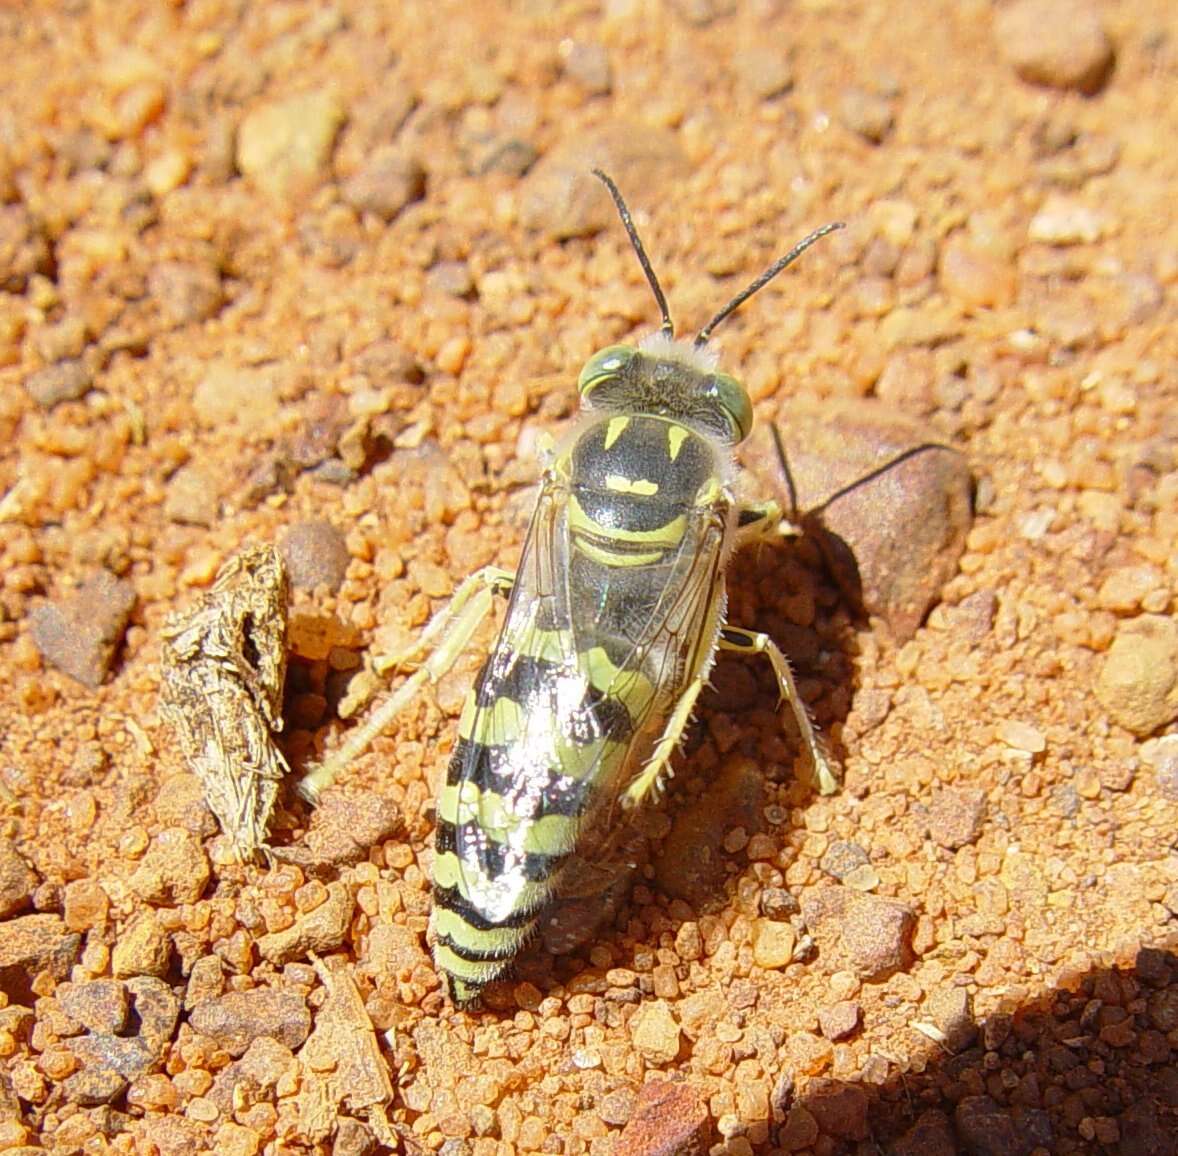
[621,678,704,809]
[298,566,514,802]
[718,625,838,796]
[374,566,515,675]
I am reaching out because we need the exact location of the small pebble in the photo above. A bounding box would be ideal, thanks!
[843,863,881,892]
[613,1078,710,1156]
[296,790,401,868]
[193,364,281,429]
[892,1109,956,1156]
[61,1067,128,1107]
[279,520,350,592]
[255,881,353,964]
[842,895,915,979]
[334,1117,377,1156]
[462,132,538,178]
[938,238,1016,308]
[1147,988,1178,1032]
[33,316,88,362]
[994,0,1114,93]
[0,838,37,919]
[760,888,799,921]
[951,590,999,643]
[627,999,681,1064]
[671,0,736,24]
[148,261,224,327]
[838,88,894,143]
[736,43,794,100]
[779,1104,819,1148]
[818,1001,861,1041]
[742,403,972,643]
[1141,735,1178,801]
[926,787,987,849]
[0,914,80,1000]
[0,203,52,291]
[559,40,613,95]
[426,260,475,298]
[187,989,311,1057]
[821,840,870,880]
[1096,615,1178,736]
[922,986,976,1051]
[67,976,179,1084]
[805,1079,869,1141]
[1097,565,1166,613]
[518,122,688,240]
[1029,194,1114,245]
[152,773,217,840]
[111,912,171,979]
[29,572,136,689]
[24,360,93,408]
[752,920,797,969]
[998,720,1047,754]
[954,1096,1020,1156]
[129,828,211,906]
[185,955,225,1010]
[57,980,131,1035]
[163,464,221,527]
[342,148,425,222]
[237,90,346,200]
[599,1086,637,1127]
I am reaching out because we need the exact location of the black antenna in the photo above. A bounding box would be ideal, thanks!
[695,221,845,347]
[592,169,674,338]
[805,443,957,517]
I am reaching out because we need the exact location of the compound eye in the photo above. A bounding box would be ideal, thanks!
[708,372,754,443]
[578,344,635,399]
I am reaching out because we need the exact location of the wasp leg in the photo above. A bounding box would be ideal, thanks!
[374,566,515,675]
[718,625,839,796]
[298,566,515,802]
[734,498,801,548]
[621,677,705,809]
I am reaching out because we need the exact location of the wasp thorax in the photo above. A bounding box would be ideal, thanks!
[578,335,754,445]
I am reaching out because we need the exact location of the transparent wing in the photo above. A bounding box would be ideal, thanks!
[446,475,729,922]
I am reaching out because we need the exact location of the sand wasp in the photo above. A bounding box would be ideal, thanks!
[303,172,842,1003]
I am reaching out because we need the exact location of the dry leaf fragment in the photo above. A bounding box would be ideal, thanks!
[158,544,290,861]
[301,953,396,1148]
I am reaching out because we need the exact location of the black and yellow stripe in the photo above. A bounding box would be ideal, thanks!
[431,642,644,1001]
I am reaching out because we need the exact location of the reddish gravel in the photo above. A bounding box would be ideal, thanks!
[0,2,1175,1154]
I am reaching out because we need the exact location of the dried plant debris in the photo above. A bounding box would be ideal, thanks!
[297,953,396,1149]
[158,544,291,862]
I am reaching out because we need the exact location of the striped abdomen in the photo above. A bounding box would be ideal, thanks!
[431,644,651,1002]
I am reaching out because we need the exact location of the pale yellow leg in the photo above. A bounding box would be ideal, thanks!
[621,678,704,809]
[298,566,514,802]
[719,625,838,796]
[374,566,515,675]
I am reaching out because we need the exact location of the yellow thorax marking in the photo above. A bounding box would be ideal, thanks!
[568,494,687,544]
[605,473,659,496]
[667,424,690,462]
[603,415,630,450]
